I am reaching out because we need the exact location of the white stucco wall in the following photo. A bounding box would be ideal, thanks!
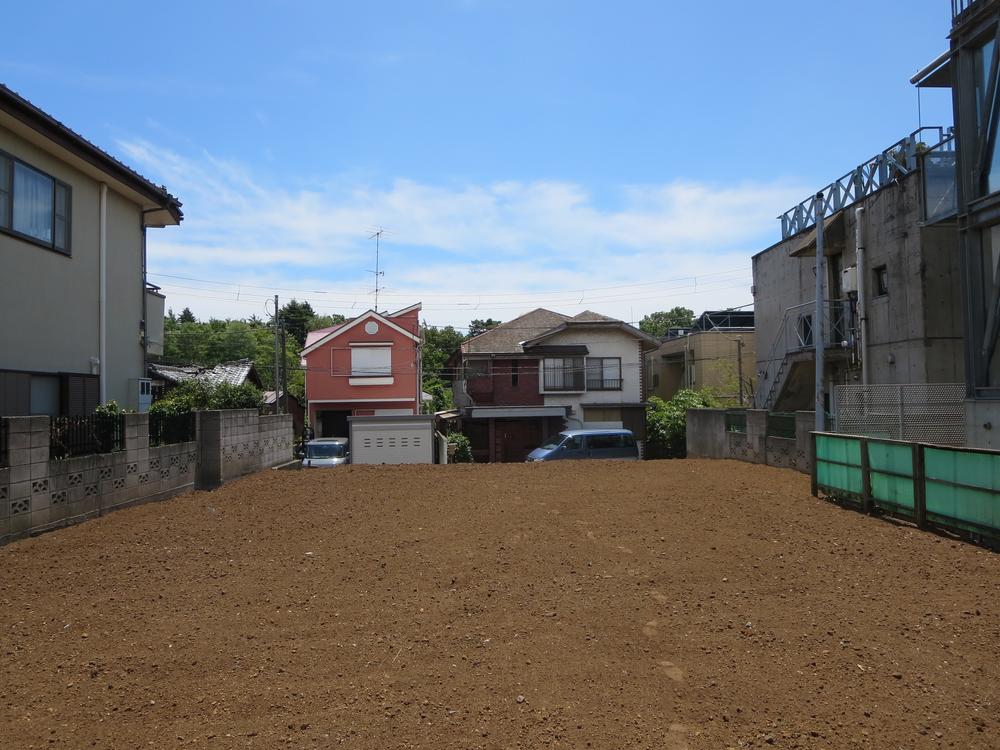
[536,327,644,427]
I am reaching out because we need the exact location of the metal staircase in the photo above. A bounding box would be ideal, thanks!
[755,300,851,410]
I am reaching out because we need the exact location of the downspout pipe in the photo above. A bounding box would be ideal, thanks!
[99,183,108,404]
[814,192,826,432]
[855,206,869,386]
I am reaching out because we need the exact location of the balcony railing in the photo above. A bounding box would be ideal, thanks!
[586,378,623,391]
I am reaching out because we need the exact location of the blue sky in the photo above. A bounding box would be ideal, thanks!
[3,0,956,328]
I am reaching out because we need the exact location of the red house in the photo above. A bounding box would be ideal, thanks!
[301,304,422,437]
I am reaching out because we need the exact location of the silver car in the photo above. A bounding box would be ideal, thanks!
[301,438,349,468]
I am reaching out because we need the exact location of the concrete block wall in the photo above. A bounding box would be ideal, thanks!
[1,409,293,545]
[197,410,293,489]
[687,408,813,474]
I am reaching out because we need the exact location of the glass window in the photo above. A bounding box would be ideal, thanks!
[0,152,71,253]
[0,156,9,228]
[306,442,346,458]
[586,357,622,390]
[975,37,996,138]
[13,161,54,244]
[874,266,889,297]
[543,357,584,391]
[350,346,391,376]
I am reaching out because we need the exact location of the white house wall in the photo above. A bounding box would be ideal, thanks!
[537,327,643,427]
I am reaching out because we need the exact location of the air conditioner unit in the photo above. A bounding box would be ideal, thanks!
[841,265,858,294]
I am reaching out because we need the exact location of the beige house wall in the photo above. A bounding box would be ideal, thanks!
[647,330,757,402]
[0,124,148,409]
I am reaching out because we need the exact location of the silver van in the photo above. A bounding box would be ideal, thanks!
[301,438,350,468]
[526,429,638,462]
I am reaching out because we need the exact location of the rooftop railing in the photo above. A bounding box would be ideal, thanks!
[779,127,952,239]
[953,0,980,18]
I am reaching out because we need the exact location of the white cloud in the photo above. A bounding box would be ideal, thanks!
[121,139,806,328]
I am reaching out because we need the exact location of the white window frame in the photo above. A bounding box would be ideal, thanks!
[350,345,393,385]
[541,357,585,392]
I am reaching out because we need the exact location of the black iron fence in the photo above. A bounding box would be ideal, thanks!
[50,414,125,460]
[0,418,8,467]
[149,412,197,447]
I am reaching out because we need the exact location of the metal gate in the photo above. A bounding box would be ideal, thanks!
[833,383,965,445]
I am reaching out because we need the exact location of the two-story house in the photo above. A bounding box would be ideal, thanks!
[446,308,658,462]
[0,84,182,416]
[301,304,422,437]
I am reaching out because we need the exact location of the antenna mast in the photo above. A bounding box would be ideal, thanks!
[368,228,386,312]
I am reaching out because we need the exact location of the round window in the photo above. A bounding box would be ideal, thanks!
[364,321,379,335]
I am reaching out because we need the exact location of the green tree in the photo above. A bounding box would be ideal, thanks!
[309,314,347,332]
[178,307,197,324]
[280,299,316,347]
[468,318,502,337]
[639,307,695,338]
[645,389,717,459]
[420,324,466,413]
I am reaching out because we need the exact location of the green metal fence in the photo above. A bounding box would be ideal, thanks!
[812,432,1000,546]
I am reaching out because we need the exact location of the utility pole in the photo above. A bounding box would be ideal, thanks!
[736,336,745,406]
[814,192,826,432]
[280,321,289,416]
[273,294,282,415]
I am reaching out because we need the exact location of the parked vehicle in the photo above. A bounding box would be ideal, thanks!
[301,438,350,468]
[526,429,638,462]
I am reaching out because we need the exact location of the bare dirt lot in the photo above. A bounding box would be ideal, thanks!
[0,460,997,749]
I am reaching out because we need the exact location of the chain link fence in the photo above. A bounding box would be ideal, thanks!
[833,384,966,446]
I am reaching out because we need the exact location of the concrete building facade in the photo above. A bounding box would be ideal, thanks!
[647,311,756,404]
[752,149,964,414]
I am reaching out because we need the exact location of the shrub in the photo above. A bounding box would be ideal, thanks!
[149,380,263,416]
[448,433,473,463]
[646,389,717,459]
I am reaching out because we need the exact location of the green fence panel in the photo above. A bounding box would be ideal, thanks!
[867,441,915,512]
[924,448,1000,535]
[816,434,863,494]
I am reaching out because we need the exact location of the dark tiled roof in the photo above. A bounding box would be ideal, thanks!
[462,308,571,355]
[0,83,182,222]
[570,310,619,322]
[149,359,258,387]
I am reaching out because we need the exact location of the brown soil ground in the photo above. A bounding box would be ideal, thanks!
[0,460,997,750]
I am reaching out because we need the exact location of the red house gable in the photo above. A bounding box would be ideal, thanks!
[302,304,422,438]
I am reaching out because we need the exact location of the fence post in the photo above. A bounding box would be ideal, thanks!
[810,432,818,497]
[860,437,873,514]
[913,442,927,529]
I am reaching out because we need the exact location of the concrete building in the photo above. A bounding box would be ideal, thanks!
[647,310,756,404]
[0,84,182,416]
[751,128,964,415]
[923,0,1000,447]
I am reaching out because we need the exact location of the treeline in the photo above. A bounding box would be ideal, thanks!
[161,303,501,410]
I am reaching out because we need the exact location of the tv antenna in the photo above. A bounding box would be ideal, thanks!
[367,227,388,312]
